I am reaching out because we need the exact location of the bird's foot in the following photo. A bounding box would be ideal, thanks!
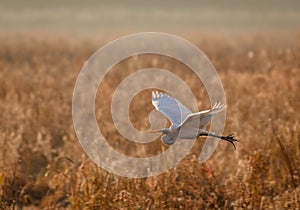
[221,134,239,150]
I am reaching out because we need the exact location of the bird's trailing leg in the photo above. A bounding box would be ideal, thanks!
[198,132,239,149]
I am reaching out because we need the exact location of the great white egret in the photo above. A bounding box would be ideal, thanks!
[150,91,238,149]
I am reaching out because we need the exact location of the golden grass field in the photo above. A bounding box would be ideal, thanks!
[0,32,299,209]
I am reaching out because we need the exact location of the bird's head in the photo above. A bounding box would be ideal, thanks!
[162,135,175,145]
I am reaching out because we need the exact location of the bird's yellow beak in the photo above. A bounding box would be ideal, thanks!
[147,129,162,133]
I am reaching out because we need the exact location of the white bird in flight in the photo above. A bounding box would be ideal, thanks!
[149,91,238,149]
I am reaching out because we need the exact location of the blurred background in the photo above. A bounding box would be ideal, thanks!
[0,0,299,209]
[1,0,300,36]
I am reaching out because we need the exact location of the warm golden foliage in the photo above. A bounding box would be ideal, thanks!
[0,33,299,209]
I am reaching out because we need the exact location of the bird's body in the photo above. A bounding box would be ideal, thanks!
[150,91,238,148]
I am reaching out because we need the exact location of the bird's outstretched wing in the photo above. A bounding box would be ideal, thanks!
[152,91,192,125]
[180,102,226,128]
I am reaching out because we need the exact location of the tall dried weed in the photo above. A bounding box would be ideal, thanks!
[0,33,299,209]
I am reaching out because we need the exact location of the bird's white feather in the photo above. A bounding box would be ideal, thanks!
[180,102,226,129]
[152,91,192,126]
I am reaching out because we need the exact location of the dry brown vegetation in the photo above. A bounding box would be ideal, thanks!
[0,33,299,209]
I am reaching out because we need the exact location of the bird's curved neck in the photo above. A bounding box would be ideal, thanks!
[163,128,171,134]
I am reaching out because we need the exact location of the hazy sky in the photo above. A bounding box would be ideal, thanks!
[1,0,299,35]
